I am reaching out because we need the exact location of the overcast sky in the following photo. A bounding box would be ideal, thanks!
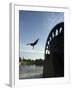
[19,10,64,60]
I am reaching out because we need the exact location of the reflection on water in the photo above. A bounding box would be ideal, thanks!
[19,65,43,79]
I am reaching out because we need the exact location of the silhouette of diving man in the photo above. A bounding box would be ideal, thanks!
[27,38,39,49]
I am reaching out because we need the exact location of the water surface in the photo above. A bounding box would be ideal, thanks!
[19,65,43,79]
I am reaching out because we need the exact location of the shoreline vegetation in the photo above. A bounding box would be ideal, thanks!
[19,57,44,66]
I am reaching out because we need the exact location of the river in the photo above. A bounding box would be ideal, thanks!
[19,65,43,79]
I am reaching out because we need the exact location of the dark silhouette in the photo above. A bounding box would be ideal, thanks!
[43,22,64,78]
[27,38,39,49]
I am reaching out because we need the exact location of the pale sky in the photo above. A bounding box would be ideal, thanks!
[19,10,64,60]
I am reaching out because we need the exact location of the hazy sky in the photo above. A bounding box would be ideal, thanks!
[19,10,64,60]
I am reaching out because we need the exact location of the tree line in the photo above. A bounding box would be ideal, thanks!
[19,57,44,66]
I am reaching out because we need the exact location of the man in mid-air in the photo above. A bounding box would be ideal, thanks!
[27,38,39,49]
